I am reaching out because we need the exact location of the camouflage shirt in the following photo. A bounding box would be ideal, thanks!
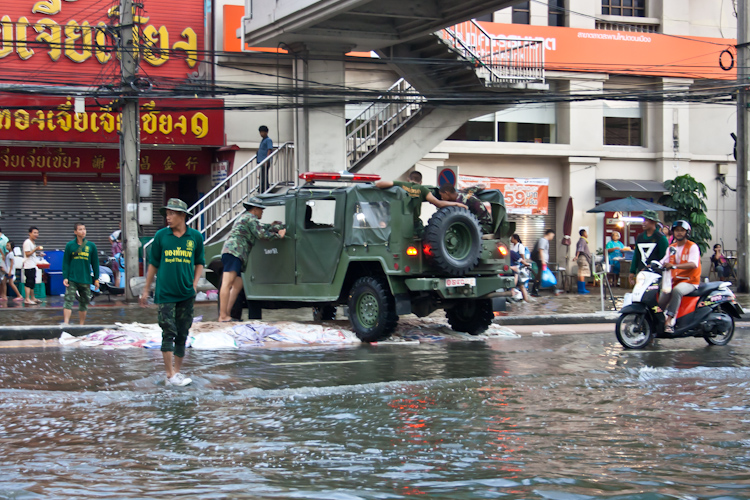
[457,191,492,227]
[221,212,284,266]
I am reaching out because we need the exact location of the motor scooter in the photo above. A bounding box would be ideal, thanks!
[616,261,744,349]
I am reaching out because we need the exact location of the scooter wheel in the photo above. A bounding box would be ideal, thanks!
[616,313,653,349]
[704,313,734,346]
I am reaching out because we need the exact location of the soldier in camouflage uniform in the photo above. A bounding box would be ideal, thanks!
[140,198,205,387]
[438,183,492,232]
[218,196,286,322]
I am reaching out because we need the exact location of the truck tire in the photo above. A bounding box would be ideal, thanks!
[446,299,494,335]
[313,305,337,321]
[424,207,482,276]
[347,276,398,342]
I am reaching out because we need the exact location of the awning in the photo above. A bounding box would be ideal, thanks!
[597,179,666,192]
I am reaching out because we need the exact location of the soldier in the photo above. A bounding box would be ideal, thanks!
[375,171,466,236]
[140,198,205,387]
[62,223,100,325]
[438,183,492,231]
[218,197,286,322]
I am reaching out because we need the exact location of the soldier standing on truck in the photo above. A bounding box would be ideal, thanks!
[217,197,286,323]
[438,183,492,232]
[375,171,466,236]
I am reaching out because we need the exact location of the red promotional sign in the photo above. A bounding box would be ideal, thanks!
[458,174,549,215]
[0,146,211,175]
[451,21,735,80]
[0,96,224,146]
[0,0,206,86]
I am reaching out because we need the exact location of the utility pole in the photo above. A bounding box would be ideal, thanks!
[119,0,141,301]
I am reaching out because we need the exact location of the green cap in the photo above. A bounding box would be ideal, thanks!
[159,198,192,216]
[641,209,660,223]
[243,197,267,210]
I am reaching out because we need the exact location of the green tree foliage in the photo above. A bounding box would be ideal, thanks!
[658,174,713,254]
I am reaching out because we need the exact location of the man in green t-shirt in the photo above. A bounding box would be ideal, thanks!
[375,170,466,236]
[62,222,99,325]
[629,209,669,284]
[140,198,205,387]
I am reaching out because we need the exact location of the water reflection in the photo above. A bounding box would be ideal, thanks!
[0,333,749,498]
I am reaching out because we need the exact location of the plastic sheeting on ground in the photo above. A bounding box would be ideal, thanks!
[59,317,520,350]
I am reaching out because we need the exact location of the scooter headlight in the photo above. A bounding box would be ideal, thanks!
[635,272,646,288]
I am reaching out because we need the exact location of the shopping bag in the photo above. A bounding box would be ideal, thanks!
[541,266,557,288]
[661,269,672,294]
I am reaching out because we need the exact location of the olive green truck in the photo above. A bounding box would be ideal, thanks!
[204,173,516,342]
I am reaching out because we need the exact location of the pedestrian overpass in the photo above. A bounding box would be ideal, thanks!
[187,0,549,243]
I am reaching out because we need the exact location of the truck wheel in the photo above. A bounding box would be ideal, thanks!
[313,305,337,321]
[424,207,482,276]
[347,276,398,342]
[446,299,494,335]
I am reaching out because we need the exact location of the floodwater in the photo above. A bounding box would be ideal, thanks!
[1,330,750,499]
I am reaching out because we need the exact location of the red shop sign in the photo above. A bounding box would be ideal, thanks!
[0,96,224,146]
[0,0,206,86]
[0,146,211,175]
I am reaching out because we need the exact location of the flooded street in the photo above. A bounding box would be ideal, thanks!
[1,329,750,499]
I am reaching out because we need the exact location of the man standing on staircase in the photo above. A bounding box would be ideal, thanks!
[258,125,274,192]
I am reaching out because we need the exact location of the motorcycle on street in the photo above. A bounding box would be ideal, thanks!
[616,261,744,349]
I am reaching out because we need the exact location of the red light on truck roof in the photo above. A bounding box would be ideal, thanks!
[299,172,381,182]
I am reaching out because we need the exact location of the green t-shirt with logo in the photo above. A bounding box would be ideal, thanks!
[62,239,100,284]
[150,226,205,304]
[392,181,431,219]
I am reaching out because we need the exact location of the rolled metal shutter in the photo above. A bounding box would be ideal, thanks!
[0,181,165,253]
[507,197,557,262]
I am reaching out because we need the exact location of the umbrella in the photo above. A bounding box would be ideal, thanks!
[586,196,675,213]
[561,197,573,246]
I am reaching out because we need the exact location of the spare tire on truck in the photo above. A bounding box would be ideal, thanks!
[423,206,482,276]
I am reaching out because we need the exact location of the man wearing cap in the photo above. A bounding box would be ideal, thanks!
[629,209,669,285]
[140,198,205,387]
[218,197,286,322]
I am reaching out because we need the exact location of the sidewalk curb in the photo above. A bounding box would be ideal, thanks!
[494,313,620,326]
[0,325,117,341]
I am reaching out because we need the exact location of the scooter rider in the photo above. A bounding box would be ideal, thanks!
[657,220,701,334]
[629,210,669,285]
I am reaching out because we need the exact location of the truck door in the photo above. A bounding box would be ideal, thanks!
[295,192,344,284]
[249,198,295,285]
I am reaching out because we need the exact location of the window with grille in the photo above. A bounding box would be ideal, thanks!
[512,1,530,24]
[549,0,565,26]
[602,0,645,17]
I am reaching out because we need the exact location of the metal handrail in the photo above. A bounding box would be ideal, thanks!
[438,19,545,85]
[345,79,426,170]
[143,142,295,270]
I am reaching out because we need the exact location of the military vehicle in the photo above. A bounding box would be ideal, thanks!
[204,172,516,342]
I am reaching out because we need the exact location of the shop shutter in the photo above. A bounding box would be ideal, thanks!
[0,181,165,253]
[507,197,557,262]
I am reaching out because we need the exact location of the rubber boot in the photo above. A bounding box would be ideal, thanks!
[578,280,590,294]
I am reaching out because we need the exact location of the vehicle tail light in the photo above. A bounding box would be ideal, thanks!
[503,265,509,271]
[423,244,432,256]
[404,266,410,273]
[406,246,418,256]
[394,262,399,270]
[497,244,508,256]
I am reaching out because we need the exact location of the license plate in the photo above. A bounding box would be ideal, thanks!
[446,278,476,287]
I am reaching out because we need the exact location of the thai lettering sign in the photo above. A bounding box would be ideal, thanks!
[0,96,224,145]
[0,0,205,85]
[0,146,211,175]
[458,174,549,215]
